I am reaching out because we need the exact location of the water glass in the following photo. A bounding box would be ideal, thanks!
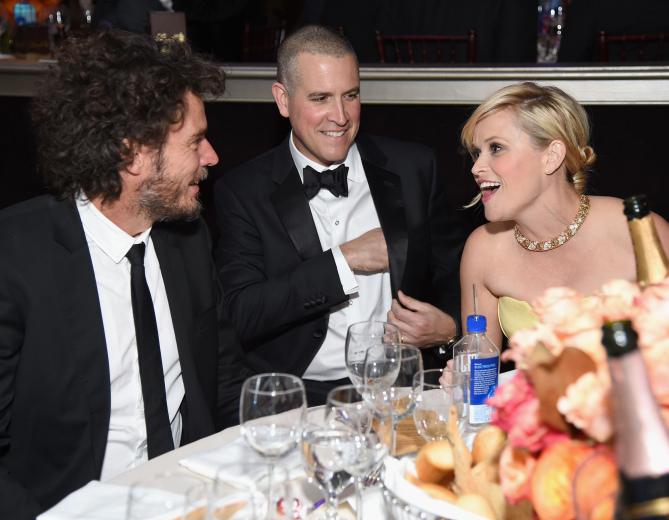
[302,423,356,520]
[345,321,400,387]
[363,343,423,457]
[413,368,466,441]
[126,471,208,520]
[240,373,306,520]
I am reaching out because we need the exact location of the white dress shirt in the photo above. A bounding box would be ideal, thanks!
[76,195,184,482]
[289,133,393,380]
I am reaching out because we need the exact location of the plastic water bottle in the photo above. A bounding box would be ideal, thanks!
[453,314,500,432]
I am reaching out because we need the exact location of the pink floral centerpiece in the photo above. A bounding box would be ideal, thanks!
[489,278,669,520]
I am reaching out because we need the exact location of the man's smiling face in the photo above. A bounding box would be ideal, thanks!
[277,52,361,167]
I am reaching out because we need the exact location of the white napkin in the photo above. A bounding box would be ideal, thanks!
[383,457,492,520]
[178,437,305,489]
[37,480,187,520]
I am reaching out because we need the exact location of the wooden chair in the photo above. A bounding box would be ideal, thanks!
[374,29,477,64]
[241,20,287,62]
[597,30,669,61]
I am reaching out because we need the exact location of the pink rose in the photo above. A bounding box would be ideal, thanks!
[507,324,565,370]
[489,372,569,452]
[533,287,585,327]
[597,279,641,322]
[499,444,536,505]
[557,370,614,443]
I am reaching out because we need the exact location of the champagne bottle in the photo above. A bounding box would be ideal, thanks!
[624,195,669,286]
[601,321,669,520]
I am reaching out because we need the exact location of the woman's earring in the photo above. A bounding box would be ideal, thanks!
[545,168,552,174]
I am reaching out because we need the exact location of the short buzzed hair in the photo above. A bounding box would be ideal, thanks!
[276,24,358,94]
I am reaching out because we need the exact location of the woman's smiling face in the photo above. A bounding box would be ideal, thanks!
[470,108,546,222]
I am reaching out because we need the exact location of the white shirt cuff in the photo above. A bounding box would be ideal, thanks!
[332,246,359,295]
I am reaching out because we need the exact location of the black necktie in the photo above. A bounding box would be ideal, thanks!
[126,243,174,459]
[303,164,349,200]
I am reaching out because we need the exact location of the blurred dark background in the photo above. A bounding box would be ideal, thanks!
[3,96,669,245]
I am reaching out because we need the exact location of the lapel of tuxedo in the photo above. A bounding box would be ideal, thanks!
[358,137,408,298]
[150,228,203,405]
[150,227,214,436]
[49,197,110,476]
[269,137,323,260]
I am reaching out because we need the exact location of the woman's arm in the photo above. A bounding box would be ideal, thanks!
[460,227,503,347]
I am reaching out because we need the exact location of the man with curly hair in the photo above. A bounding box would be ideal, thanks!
[0,29,248,519]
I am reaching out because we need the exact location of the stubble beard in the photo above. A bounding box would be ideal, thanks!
[137,152,208,223]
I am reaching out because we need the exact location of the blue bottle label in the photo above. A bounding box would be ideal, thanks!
[469,356,499,424]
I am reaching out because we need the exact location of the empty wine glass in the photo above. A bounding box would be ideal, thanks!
[302,423,356,520]
[126,471,208,520]
[326,385,389,520]
[240,373,306,520]
[413,368,467,441]
[363,343,423,456]
[345,321,400,387]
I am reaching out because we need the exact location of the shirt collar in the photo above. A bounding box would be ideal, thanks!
[289,130,361,184]
[76,193,152,264]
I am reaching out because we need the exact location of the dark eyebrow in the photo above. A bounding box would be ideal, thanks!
[190,127,208,140]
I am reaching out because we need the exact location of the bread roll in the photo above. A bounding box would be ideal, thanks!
[415,440,455,487]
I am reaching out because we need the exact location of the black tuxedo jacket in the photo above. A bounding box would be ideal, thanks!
[214,134,465,376]
[0,196,247,520]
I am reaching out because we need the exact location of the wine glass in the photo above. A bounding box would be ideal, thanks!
[126,471,208,520]
[240,373,306,520]
[301,423,356,520]
[413,368,467,441]
[363,343,423,456]
[326,385,390,520]
[345,321,400,387]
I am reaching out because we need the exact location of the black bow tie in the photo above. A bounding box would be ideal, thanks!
[302,164,349,200]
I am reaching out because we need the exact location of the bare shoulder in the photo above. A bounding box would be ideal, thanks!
[462,221,515,260]
[586,195,628,228]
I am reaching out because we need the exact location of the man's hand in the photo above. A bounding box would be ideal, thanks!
[387,290,456,348]
[340,228,389,272]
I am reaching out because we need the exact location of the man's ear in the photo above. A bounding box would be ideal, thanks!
[122,139,151,177]
[272,82,290,118]
[544,139,566,174]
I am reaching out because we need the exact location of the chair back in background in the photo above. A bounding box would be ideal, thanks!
[374,29,477,64]
[598,30,669,61]
[241,20,286,62]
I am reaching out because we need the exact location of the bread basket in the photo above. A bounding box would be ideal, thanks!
[381,457,485,520]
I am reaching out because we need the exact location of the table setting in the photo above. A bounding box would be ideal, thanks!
[39,320,516,520]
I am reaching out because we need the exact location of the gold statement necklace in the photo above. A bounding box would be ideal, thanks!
[514,194,590,252]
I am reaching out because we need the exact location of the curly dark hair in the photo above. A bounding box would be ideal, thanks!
[30,29,226,203]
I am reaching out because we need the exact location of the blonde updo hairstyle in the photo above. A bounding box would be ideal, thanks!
[461,82,595,204]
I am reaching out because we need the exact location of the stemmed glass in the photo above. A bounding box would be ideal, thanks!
[302,422,356,520]
[326,385,390,520]
[363,343,423,457]
[345,321,400,387]
[240,373,306,520]
[126,472,208,520]
[413,368,467,441]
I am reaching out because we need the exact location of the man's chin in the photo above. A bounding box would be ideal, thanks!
[147,199,203,224]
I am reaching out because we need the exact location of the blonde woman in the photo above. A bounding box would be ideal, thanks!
[459,81,669,347]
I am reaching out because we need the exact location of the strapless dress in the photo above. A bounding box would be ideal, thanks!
[498,296,539,339]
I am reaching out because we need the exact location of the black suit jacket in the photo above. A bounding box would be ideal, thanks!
[214,134,465,376]
[0,196,247,520]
